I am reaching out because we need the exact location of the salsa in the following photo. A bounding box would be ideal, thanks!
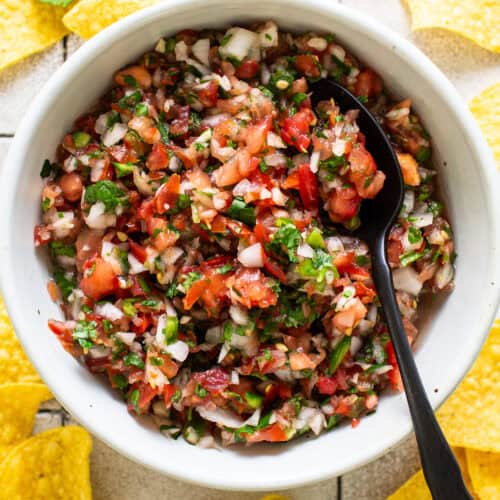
[35,22,455,447]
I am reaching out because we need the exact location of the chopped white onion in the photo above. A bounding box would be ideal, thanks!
[373,365,394,375]
[165,340,189,362]
[400,190,415,218]
[350,336,363,355]
[244,408,261,427]
[128,253,146,274]
[115,332,136,346]
[229,305,249,325]
[175,40,189,61]
[231,370,240,385]
[84,202,116,229]
[95,112,113,135]
[197,407,245,429]
[271,187,288,206]
[258,21,278,48]
[409,212,434,228]
[297,242,314,258]
[202,112,231,128]
[392,267,423,296]
[307,37,327,52]
[51,211,75,238]
[267,131,286,149]
[192,38,210,66]
[161,246,184,265]
[154,38,166,54]
[326,236,344,253]
[102,122,128,147]
[133,167,155,196]
[218,27,258,62]
[238,243,264,268]
[89,345,111,359]
[217,342,231,363]
[310,150,320,174]
[95,302,124,321]
[435,262,453,289]
[295,407,326,436]
[264,152,286,166]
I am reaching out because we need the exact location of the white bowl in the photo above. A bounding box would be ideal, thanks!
[1,0,499,491]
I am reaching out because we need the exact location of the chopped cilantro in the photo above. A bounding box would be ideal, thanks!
[269,68,296,92]
[195,383,207,398]
[408,226,422,244]
[183,271,203,291]
[113,162,135,178]
[268,218,301,263]
[135,103,149,117]
[259,158,269,173]
[227,197,256,227]
[216,263,234,275]
[72,320,98,350]
[292,92,308,106]
[129,389,140,414]
[415,146,431,164]
[84,180,128,212]
[53,267,76,301]
[319,155,347,171]
[49,241,76,258]
[165,281,180,298]
[40,159,58,178]
[118,90,141,110]
[112,374,128,390]
[124,352,145,369]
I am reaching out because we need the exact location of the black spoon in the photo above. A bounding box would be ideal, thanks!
[310,79,472,500]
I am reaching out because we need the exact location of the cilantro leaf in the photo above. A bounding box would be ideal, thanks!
[84,180,128,212]
[53,267,76,301]
[227,197,256,227]
[268,218,301,263]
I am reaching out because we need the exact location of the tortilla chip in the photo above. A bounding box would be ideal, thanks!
[261,496,290,500]
[437,321,500,452]
[63,0,160,39]
[470,83,500,168]
[0,426,92,499]
[387,469,431,500]
[0,0,68,71]
[405,0,500,53]
[0,383,52,462]
[453,448,479,499]
[466,449,500,500]
[0,297,42,384]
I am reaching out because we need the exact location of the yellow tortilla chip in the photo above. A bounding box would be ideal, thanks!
[0,383,52,462]
[437,321,500,452]
[387,469,431,500]
[0,297,42,384]
[466,449,500,500]
[0,0,68,71]
[0,426,92,499]
[261,496,290,500]
[63,0,161,39]
[453,448,479,499]
[470,83,500,168]
[405,0,500,53]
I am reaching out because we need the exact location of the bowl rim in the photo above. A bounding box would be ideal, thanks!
[1,0,499,490]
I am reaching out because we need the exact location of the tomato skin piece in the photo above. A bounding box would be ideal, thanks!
[317,375,338,395]
[246,423,289,443]
[294,54,321,78]
[298,163,319,212]
[262,251,288,284]
[280,108,314,152]
[80,257,118,301]
[128,383,159,415]
[146,142,169,171]
[354,68,382,98]
[327,186,361,222]
[193,368,230,392]
[386,341,403,391]
[128,240,147,264]
[154,173,180,214]
[163,384,178,408]
[196,79,219,107]
[235,59,260,80]
[246,116,272,154]
[182,278,209,310]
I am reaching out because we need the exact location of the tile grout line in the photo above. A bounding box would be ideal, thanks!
[337,476,342,500]
[63,36,68,61]
[0,134,14,138]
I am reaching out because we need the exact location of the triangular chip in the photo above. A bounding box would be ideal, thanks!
[466,449,500,500]
[0,426,92,499]
[0,297,42,384]
[470,83,500,168]
[0,0,68,71]
[404,0,500,53]
[437,321,500,452]
[387,469,431,500]
[63,0,161,39]
[453,448,479,499]
[0,383,52,462]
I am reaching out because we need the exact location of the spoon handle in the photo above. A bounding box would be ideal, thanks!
[370,236,472,500]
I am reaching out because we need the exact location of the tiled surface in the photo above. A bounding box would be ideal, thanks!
[1,2,498,498]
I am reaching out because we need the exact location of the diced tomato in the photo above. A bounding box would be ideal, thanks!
[80,257,118,301]
[289,351,317,370]
[205,255,233,268]
[182,278,209,310]
[128,240,147,263]
[154,173,180,214]
[48,319,74,353]
[131,313,151,334]
[129,275,148,297]
[136,199,155,221]
[193,368,230,392]
[333,300,367,332]
[235,59,260,80]
[335,398,352,417]
[196,79,219,108]
[262,251,288,284]
[386,341,403,391]
[228,268,278,308]
[354,282,376,303]
[170,106,190,138]
[282,171,300,190]
[351,418,360,428]
[214,149,259,187]
[294,54,321,78]
[34,225,51,246]
[348,144,385,199]
[280,108,315,152]
[246,116,272,154]
[317,375,338,395]
[254,222,271,244]
[246,423,289,443]
[327,185,361,222]
[397,152,421,186]
[108,144,138,164]
[163,384,178,408]
[298,163,319,212]
[128,383,159,415]
[146,142,169,171]
[354,68,382,98]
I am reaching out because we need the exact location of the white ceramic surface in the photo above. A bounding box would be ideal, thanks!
[1,0,499,491]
